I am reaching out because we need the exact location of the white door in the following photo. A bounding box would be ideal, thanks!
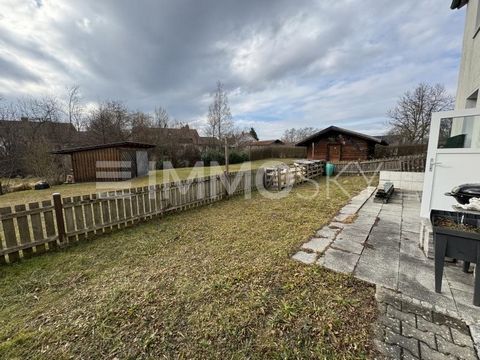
[420,109,480,218]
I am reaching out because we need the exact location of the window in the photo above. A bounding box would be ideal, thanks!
[438,116,480,149]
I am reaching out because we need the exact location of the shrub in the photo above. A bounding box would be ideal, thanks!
[228,150,249,164]
[201,149,225,165]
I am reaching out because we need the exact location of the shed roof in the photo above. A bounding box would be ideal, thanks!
[296,126,388,146]
[52,141,155,154]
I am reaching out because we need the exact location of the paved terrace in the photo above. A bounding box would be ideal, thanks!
[293,187,480,360]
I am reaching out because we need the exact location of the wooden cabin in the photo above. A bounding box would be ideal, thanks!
[53,142,155,182]
[296,126,387,161]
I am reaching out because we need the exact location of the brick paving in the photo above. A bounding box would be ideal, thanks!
[376,287,477,360]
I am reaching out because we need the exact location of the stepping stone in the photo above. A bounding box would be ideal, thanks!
[301,237,331,253]
[318,248,360,274]
[292,251,317,264]
[316,226,339,239]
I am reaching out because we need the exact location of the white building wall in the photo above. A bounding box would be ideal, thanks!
[455,0,480,109]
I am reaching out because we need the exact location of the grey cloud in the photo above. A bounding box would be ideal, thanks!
[0,0,465,137]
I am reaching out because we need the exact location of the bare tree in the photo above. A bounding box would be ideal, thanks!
[206,81,233,140]
[281,127,318,144]
[154,106,170,128]
[130,111,154,142]
[387,83,454,144]
[66,85,84,130]
[86,101,130,144]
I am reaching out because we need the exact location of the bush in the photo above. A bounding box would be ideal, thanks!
[201,149,225,165]
[201,149,249,166]
[228,150,249,164]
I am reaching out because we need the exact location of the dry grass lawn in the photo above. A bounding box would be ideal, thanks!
[0,176,377,359]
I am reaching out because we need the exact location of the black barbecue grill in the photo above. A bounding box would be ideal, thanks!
[445,183,480,205]
[433,183,480,306]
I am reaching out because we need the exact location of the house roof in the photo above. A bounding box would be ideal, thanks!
[450,0,468,9]
[52,141,155,154]
[248,139,284,146]
[296,126,388,146]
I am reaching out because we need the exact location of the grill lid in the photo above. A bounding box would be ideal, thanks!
[446,184,480,205]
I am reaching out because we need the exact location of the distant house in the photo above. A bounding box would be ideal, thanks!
[53,142,155,182]
[150,125,220,149]
[296,126,387,161]
[248,139,285,147]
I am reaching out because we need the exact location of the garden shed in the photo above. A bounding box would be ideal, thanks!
[296,126,388,161]
[53,142,155,182]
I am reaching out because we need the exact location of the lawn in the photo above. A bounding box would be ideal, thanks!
[0,176,377,359]
[0,158,296,207]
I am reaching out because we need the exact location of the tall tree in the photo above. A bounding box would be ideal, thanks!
[86,101,130,144]
[206,81,233,140]
[66,85,83,131]
[387,83,454,144]
[154,106,170,128]
[249,127,259,141]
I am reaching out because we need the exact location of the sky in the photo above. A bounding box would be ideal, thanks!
[0,0,466,138]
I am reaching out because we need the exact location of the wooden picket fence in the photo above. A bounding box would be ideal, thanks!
[331,155,426,175]
[0,170,261,264]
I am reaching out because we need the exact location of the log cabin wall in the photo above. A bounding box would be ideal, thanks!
[305,133,373,161]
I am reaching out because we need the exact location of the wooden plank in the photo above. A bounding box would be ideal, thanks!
[15,204,33,258]
[29,202,45,254]
[91,194,102,234]
[116,190,126,228]
[100,193,111,233]
[42,200,57,249]
[123,189,133,225]
[137,187,145,219]
[108,191,119,229]
[63,197,76,242]
[73,196,86,241]
[143,186,151,217]
[82,195,94,238]
[0,207,19,263]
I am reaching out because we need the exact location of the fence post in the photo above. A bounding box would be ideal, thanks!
[52,193,66,243]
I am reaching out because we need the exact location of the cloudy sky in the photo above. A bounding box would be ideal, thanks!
[0,0,465,138]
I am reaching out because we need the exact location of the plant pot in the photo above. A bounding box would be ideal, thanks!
[431,209,480,306]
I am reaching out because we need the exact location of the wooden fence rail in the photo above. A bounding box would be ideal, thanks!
[331,155,427,175]
[0,168,293,264]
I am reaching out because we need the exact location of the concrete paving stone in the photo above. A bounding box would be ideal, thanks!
[333,213,351,222]
[385,329,420,358]
[320,248,359,274]
[419,342,457,360]
[402,322,437,349]
[436,336,478,360]
[355,251,399,289]
[330,237,364,255]
[401,300,433,322]
[432,312,471,336]
[452,303,480,329]
[315,226,339,239]
[378,314,401,333]
[451,327,475,348]
[397,254,456,311]
[400,235,427,260]
[468,324,480,358]
[387,305,417,328]
[374,339,402,359]
[301,237,331,253]
[416,316,452,341]
[292,251,317,265]
[444,265,475,293]
[336,229,370,243]
[328,221,345,229]
[376,286,403,310]
[340,204,361,215]
[402,349,420,360]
